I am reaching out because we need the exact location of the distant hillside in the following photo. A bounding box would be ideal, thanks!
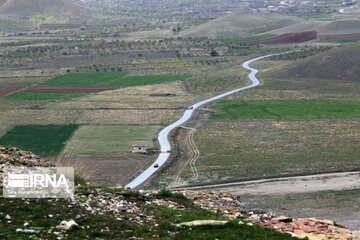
[266,44,360,81]
[180,12,300,39]
[0,0,97,20]
[269,19,360,35]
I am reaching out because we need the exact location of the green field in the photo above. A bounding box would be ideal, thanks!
[4,92,88,100]
[40,71,129,86]
[0,125,78,156]
[210,100,360,120]
[218,34,276,44]
[63,125,160,156]
[39,72,191,87]
[100,74,192,87]
[298,14,332,20]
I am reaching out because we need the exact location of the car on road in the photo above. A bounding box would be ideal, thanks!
[187,106,194,110]
[154,164,159,168]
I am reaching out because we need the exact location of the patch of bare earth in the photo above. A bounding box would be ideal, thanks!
[46,155,155,187]
[0,87,22,96]
[240,31,318,45]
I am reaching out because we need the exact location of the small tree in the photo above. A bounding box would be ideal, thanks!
[210,49,218,57]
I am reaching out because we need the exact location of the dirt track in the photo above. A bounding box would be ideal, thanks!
[172,171,360,195]
[169,127,199,188]
[0,87,23,97]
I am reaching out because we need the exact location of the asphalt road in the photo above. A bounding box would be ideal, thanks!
[126,54,276,189]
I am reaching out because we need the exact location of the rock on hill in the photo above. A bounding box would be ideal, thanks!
[0,0,97,19]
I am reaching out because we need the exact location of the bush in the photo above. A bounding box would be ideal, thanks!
[210,49,218,57]
[156,188,173,198]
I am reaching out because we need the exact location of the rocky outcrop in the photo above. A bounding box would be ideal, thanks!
[258,217,360,240]
[177,190,360,240]
[0,146,53,187]
[178,220,229,227]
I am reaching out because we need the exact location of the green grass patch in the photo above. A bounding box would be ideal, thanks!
[100,74,192,87]
[150,205,293,240]
[0,125,78,156]
[210,100,360,120]
[299,14,332,20]
[39,72,191,87]
[4,92,88,100]
[333,39,360,44]
[218,34,276,44]
[40,71,129,86]
[175,221,293,240]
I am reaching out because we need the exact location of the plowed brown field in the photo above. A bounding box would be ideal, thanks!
[0,87,22,97]
[240,31,318,45]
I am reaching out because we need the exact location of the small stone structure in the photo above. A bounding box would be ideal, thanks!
[132,144,147,154]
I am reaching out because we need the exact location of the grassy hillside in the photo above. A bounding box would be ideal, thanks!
[269,19,360,35]
[0,0,96,20]
[265,43,360,81]
[0,186,295,240]
[180,12,300,39]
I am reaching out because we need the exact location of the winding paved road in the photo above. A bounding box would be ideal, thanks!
[126,53,277,189]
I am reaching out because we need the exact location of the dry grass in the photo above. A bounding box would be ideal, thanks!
[178,119,360,185]
[0,99,44,111]
[184,57,250,97]
[233,59,360,101]
[63,125,160,156]
[53,155,155,187]
[0,76,49,87]
[76,109,182,125]
[48,81,195,109]
[123,29,173,41]
[241,189,360,231]
[180,12,299,39]
[0,109,80,125]
[0,125,12,139]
